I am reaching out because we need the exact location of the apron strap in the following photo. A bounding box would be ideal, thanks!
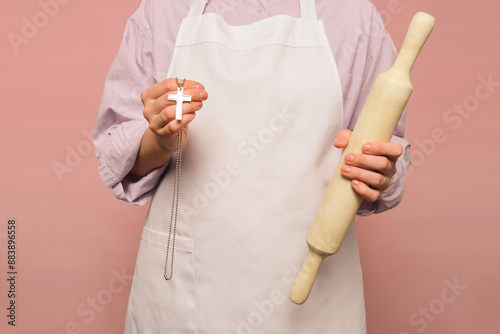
[299,0,317,20]
[187,0,208,18]
[188,0,318,20]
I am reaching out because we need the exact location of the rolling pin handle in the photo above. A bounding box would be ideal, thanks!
[289,248,325,305]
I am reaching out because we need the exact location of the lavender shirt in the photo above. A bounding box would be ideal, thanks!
[94,0,411,215]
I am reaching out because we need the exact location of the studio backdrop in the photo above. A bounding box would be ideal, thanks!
[1,0,498,333]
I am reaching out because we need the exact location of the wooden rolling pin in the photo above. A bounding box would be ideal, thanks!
[289,12,435,305]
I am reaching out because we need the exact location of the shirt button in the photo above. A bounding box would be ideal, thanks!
[257,4,264,13]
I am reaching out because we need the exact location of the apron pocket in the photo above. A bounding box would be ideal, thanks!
[126,226,197,333]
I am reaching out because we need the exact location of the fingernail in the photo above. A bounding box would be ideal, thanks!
[196,102,202,107]
[345,154,353,163]
[200,91,207,98]
[341,165,350,173]
[363,144,371,152]
[352,180,359,187]
[195,84,201,88]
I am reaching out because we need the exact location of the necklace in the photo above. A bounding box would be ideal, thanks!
[164,78,189,280]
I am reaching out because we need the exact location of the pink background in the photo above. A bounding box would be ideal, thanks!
[1,0,499,333]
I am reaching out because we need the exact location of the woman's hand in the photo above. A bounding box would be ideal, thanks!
[334,129,403,202]
[141,78,208,151]
[129,78,208,177]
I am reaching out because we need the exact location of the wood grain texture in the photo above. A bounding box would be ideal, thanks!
[289,12,435,305]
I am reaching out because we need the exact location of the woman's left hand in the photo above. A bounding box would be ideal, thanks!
[334,129,403,202]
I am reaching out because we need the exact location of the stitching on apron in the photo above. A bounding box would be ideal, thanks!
[142,226,193,251]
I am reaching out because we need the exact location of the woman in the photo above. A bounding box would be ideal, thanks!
[94,0,410,332]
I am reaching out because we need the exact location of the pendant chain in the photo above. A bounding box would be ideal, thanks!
[163,130,182,280]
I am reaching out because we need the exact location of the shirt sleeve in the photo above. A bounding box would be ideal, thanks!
[93,2,167,205]
[351,5,412,216]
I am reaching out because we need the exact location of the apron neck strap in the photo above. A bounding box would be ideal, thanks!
[299,0,317,20]
[187,0,207,18]
[188,0,317,20]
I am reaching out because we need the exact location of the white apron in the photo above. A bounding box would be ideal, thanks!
[125,0,366,333]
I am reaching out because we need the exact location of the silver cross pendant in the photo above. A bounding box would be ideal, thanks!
[168,78,192,120]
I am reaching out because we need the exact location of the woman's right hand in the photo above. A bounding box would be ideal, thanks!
[141,78,208,151]
[129,78,208,177]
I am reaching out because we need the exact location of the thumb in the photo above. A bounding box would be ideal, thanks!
[333,129,352,148]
